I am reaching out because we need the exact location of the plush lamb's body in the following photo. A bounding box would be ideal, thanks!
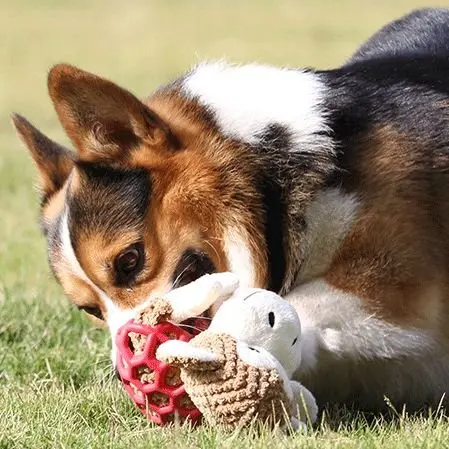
[154,273,318,430]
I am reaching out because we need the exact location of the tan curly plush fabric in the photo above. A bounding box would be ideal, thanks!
[163,332,293,430]
[129,298,173,354]
[136,298,173,327]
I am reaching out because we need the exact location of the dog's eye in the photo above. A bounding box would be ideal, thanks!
[78,305,104,320]
[114,242,144,285]
[268,312,275,327]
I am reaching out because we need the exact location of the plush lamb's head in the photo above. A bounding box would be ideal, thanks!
[207,288,302,377]
[150,272,302,377]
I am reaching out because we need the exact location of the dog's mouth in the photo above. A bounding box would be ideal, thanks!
[172,249,216,289]
[180,316,211,335]
[113,250,215,376]
[171,249,215,335]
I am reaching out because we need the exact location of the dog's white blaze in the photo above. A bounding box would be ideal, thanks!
[223,228,255,288]
[285,279,438,374]
[297,188,360,283]
[60,210,96,289]
[60,210,137,364]
[183,61,333,155]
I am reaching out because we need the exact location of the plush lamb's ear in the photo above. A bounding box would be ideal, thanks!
[47,64,179,162]
[12,114,74,203]
[156,340,222,371]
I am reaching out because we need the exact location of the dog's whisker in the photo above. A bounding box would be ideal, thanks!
[207,236,226,243]
[177,323,203,333]
[204,239,220,261]
[172,260,196,288]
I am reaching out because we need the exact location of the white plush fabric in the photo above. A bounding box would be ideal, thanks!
[209,287,302,378]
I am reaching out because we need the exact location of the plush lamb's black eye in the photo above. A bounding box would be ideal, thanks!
[114,242,144,285]
[292,337,298,346]
[248,346,260,353]
[268,312,275,327]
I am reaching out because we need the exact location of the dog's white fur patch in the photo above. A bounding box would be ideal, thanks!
[297,188,360,283]
[285,279,438,374]
[222,228,256,288]
[183,61,333,156]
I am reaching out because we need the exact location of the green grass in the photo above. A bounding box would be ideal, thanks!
[1,0,448,447]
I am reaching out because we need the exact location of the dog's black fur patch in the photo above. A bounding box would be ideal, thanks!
[68,163,151,250]
[348,8,449,64]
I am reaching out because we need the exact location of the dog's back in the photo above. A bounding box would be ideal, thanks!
[348,8,449,64]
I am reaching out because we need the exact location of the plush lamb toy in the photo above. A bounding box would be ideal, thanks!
[154,273,318,430]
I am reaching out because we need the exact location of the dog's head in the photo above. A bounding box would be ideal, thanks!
[13,64,272,337]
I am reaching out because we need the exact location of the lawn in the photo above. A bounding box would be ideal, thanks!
[1,0,449,447]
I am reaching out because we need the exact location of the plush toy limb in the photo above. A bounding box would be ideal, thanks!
[290,380,318,424]
[289,416,307,432]
[156,340,222,371]
[165,272,240,323]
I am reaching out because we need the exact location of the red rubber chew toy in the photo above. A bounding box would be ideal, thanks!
[115,317,209,425]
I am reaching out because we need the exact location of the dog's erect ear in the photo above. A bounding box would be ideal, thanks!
[156,340,223,371]
[47,64,179,162]
[12,114,74,202]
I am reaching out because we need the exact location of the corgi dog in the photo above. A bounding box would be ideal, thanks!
[13,8,449,412]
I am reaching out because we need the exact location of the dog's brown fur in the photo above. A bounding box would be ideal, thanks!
[327,125,449,327]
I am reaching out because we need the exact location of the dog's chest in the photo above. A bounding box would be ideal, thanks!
[292,188,360,284]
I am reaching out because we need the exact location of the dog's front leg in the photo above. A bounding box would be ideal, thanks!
[286,279,436,371]
[284,279,438,408]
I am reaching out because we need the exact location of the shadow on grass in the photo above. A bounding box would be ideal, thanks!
[317,400,449,433]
